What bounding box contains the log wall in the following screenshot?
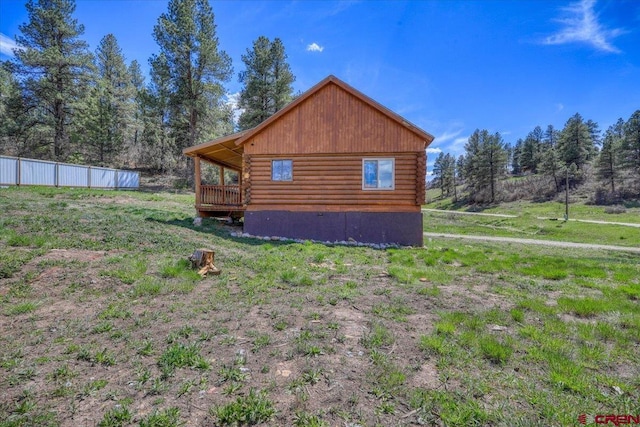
[245,153,422,212]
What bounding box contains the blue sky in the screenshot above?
[1,0,639,174]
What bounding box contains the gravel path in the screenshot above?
[423,232,640,253]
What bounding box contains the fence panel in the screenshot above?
[58,163,89,187]
[0,157,18,185]
[117,170,139,189]
[21,159,56,186]
[0,155,139,189]
[90,167,116,188]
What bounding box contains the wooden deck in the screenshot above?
[196,185,245,217]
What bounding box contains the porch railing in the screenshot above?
[200,185,241,206]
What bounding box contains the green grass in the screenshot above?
[1,186,639,426]
[158,343,210,375]
[211,389,276,425]
[422,199,640,248]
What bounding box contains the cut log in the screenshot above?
[189,248,221,277]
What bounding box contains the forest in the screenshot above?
[1,0,638,204]
[432,111,640,205]
[0,0,294,181]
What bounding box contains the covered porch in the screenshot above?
[183,131,247,218]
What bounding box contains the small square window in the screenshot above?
[363,158,394,190]
[272,159,292,181]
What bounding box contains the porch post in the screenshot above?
[194,156,202,208]
[219,165,225,205]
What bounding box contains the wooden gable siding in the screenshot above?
[245,153,422,212]
[243,83,427,156]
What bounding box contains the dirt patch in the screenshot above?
[40,248,107,263]
[409,361,440,389]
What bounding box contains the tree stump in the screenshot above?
[189,248,221,277]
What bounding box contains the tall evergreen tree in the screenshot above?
[84,34,134,165]
[511,139,523,175]
[543,124,559,148]
[464,129,507,203]
[138,53,175,171]
[127,59,145,161]
[538,145,563,192]
[521,126,543,173]
[586,119,601,153]
[151,0,232,158]
[456,155,465,181]
[596,119,624,193]
[238,36,295,130]
[621,110,640,177]
[432,152,446,195]
[557,113,593,169]
[13,0,93,160]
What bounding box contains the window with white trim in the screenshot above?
[362,158,395,190]
[271,159,293,181]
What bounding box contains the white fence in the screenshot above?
[0,156,139,189]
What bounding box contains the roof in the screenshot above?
[182,130,249,170]
[183,75,435,167]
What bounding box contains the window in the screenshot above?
[362,158,395,190]
[271,159,293,181]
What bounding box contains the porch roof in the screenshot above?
[182,130,249,171]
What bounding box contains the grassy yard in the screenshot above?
[424,191,640,248]
[1,186,639,426]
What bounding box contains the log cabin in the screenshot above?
[183,75,435,246]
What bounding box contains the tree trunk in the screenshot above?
[189,248,220,277]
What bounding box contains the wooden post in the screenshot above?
[565,168,569,221]
[195,156,202,208]
[219,165,225,205]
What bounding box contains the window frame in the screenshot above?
[271,159,293,182]
[362,158,395,191]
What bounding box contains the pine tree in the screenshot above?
[442,153,456,198]
[596,119,624,193]
[432,152,446,196]
[138,53,175,171]
[521,126,543,174]
[464,129,507,203]
[238,36,295,130]
[456,155,465,182]
[127,59,145,163]
[543,124,559,148]
[511,139,523,175]
[84,34,134,165]
[557,113,593,170]
[538,145,563,192]
[621,110,640,177]
[151,0,232,157]
[13,0,93,161]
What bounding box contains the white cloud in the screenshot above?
[450,137,469,155]
[433,129,463,144]
[542,0,626,53]
[426,147,442,154]
[306,43,324,53]
[225,92,244,126]
[0,33,21,57]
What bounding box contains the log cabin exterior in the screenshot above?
[183,75,434,246]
